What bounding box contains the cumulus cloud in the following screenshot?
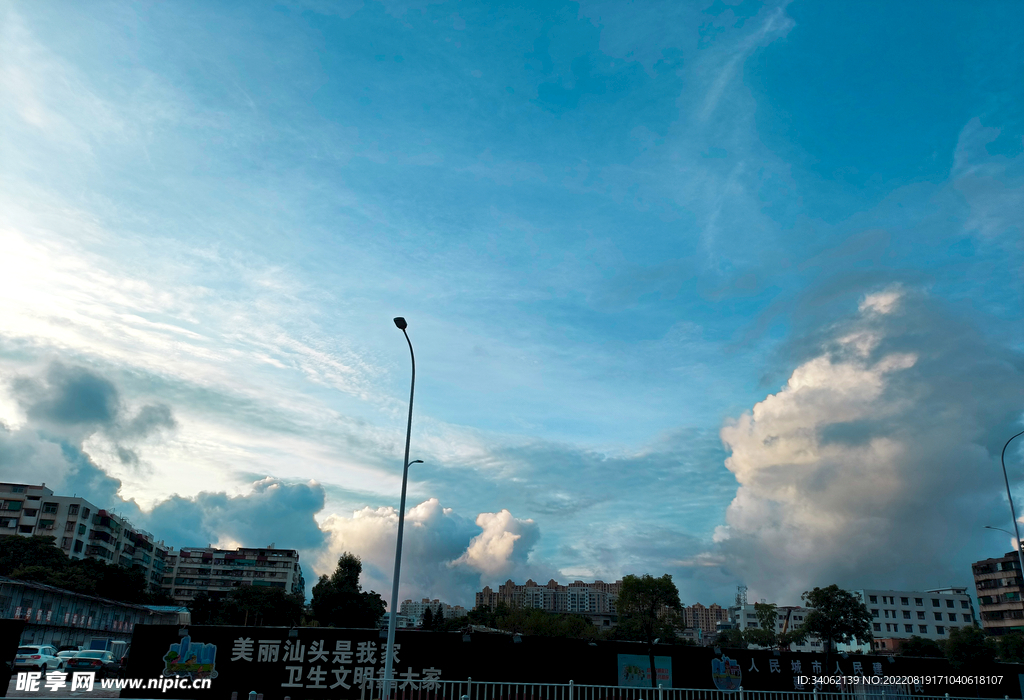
[452,510,539,577]
[716,287,1024,602]
[317,500,547,608]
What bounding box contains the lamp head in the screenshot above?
[394,317,408,330]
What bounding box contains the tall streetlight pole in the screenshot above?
[999,429,1024,580]
[383,317,418,700]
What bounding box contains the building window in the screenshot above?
[901,597,909,605]
[23,509,37,517]
[915,598,923,606]
[871,609,879,618]
[903,611,911,619]
[934,612,942,621]
[960,600,969,609]
[905,624,913,633]
[78,524,86,535]
[937,626,945,635]
[873,623,881,632]
[917,611,925,619]
[919,625,928,633]
[883,610,889,618]
[73,540,83,553]
[68,504,79,516]
[1,500,22,511]
[12,486,25,493]
[869,595,877,603]
[82,508,90,517]
[65,522,75,532]
[932,599,940,607]
[946,600,954,608]
[948,613,956,621]
[18,526,32,533]
[61,537,71,548]
[962,614,971,622]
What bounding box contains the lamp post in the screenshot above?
[999,429,1024,580]
[383,317,419,700]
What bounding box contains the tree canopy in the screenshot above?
[944,626,997,671]
[798,585,873,652]
[998,632,1024,664]
[742,602,805,650]
[310,552,386,628]
[0,535,173,605]
[616,574,682,688]
[188,586,303,626]
[898,635,945,658]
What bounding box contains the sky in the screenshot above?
[1,0,1022,611]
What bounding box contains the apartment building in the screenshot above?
[475,579,621,627]
[683,602,728,637]
[972,552,1024,636]
[0,483,170,590]
[850,588,976,651]
[399,598,469,623]
[161,545,305,605]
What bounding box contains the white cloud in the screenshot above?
[451,510,539,578]
[715,289,1024,603]
[317,500,542,608]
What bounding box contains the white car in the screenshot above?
[13,645,63,672]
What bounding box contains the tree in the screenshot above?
[616,574,681,688]
[310,552,386,628]
[798,585,872,653]
[716,627,748,649]
[188,591,218,625]
[421,606,434,630]
[0,536,68,575]
[944,626,996,671]
[898,635,945,658]
[434,605,444,629]
[220,586,304,627]
[998,632,1024,663]
[743,602,780,649]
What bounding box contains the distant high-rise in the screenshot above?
[474,578,621,628]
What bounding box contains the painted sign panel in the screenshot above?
[617,654,671,687]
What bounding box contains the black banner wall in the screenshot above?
[120,625,1024,700]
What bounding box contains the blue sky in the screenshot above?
[1,0,1022,609]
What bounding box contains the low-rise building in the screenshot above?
[848,588,976,652]
[0,575,180,647]
[729,603,823,651]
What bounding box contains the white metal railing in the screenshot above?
[275,680,1018,700]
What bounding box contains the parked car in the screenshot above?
[56,650,78,661]
[66,650,120,679]
[118,644,130,674]
[13,645,63,672]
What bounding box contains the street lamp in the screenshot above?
[382,317,419,700]
[998,429,1024,580]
